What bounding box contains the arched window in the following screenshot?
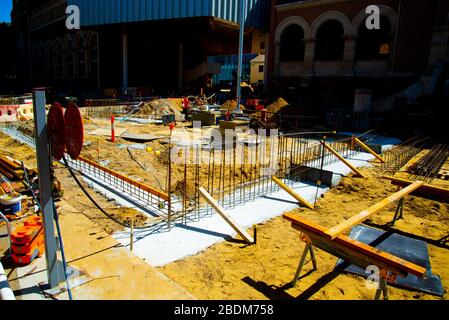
[89,34,99,79]
[42,44,49,79]
[38,44,46,79]
[7,110,12,116]
[280,24,305,62]
[66,39,75,78]
[356,16,392,60]
[32,45,40,79]
[77,37,86,78]
[56,41,65,78]
[48,42,56,79]
[315,20,345,61]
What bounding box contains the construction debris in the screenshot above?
[140,99,185,122]
[0,154,34,194]
[221,100,245,113]
[249,97,291,130]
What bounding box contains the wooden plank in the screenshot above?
[320,141,367,178]
[283,213,426,278]
[1,182,12,194]
[0,155,21,170]
[271,176,314,210]
[354,138,385,163]
[77,156,169,201]
[383,175,449,203]
[199,187,254,244]
[0,166,14,180]
[325,181,424,239]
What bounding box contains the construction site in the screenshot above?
[0,0,449,306]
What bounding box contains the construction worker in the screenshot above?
[182,97,191,121]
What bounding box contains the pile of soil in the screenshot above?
[221,100,245,113]
[160,167,449,300]
[17,120,35,136]
[250,97,290,120]
[141,99,185,122]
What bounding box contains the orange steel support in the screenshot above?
[325,181,424,239]
[77,156,169,201]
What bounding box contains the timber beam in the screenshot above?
[383,176,449,204]
[325,181,424,239]
[283,213,426,279]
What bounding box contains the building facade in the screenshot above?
[267,0,449,110]
[250,54,265,85]
[12,0,271,96]
[0,22,16,94]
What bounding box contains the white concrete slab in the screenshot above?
[113,151,376,267]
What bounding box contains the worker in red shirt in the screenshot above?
[182,97,191,121]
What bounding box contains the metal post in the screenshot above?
[32,89,61,289]
[168,130,173,230]
[130,220,134,252]
[178,42,184,93]
[111,114,115,143]
[236,0,246,113]
[0,210,11,256]
[375,276,389,300]
[391,198,404,227]
[292,244,313,287]
[122,30,129,91]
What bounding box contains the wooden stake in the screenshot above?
[272,176,315,210]
[354,138,385,163]
[199,187,254,244]
[320,141,367,178]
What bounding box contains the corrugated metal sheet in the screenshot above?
[67,0,269,29]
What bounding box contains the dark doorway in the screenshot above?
[315,20,345,61]
[280,24,305,62]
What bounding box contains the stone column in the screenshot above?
[343,35,356,77]
[274,41,281,78]
[178,42,184,93]
[354,89,372,113]
[122,31,129,91]
[303,38,315,77]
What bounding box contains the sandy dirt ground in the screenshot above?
[1,127,448,300]
[52,201,195,300]
[0,132,194,300]
[4,201,195,300]
[160,166,449,300]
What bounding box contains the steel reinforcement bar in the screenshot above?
[0,124,170,219]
